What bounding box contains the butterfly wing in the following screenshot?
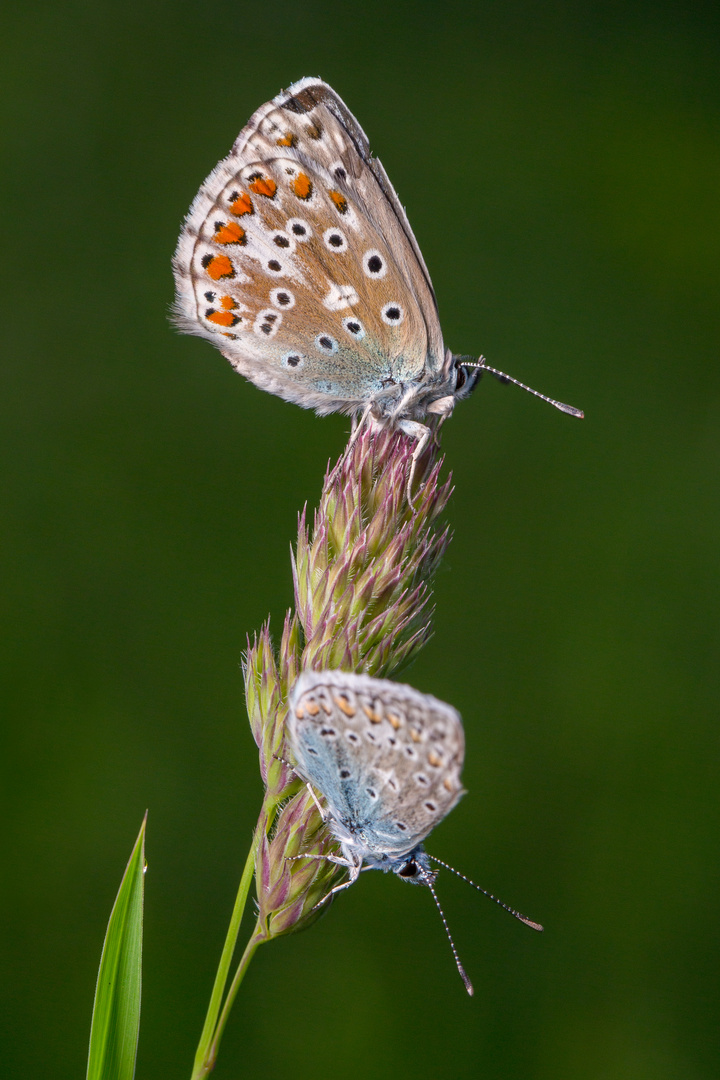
[173,78,446,415]
[288,670,465,861]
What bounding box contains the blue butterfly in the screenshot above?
[288,670,543,994]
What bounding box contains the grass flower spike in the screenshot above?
[191,425,452,1077]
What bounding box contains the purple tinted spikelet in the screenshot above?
[244,424,452,941]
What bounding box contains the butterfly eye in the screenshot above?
[363,249,387,279]
[381,302,404,326]
[342,317,365,341]
[454,364,467,391]
[398,858,418,877]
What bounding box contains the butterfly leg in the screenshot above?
[285,850,363,911]
[309,857,364,912]
[327,401,375,490]
[287,851,355,869]
[350,400,375,441]
[397,419,432,510]
[311,877,356,910]
[304,781,328,821]
[269,764,329,823]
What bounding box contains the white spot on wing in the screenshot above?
[323,284,359,311]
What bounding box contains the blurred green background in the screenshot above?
[2,2,718,1077]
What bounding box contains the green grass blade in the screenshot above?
[87,814,147,1080]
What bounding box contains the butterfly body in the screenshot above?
[173,77,479,431]
[288,669,465,888]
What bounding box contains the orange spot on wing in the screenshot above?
[203,254,234,280]
[214,221,245,245]
[334,693,356,718]
[207,310,239,327]
[249,175,277,198]
[292,172,313,199]
[219,295,236,309]
[230,192,253,216]
[329,190,348,213]
[277,132,297,147]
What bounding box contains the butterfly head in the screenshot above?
[409,350,483,426]
[449,354,484,402]
[393,847,438,886]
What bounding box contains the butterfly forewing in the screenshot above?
[289,671,465,859]
[173,78,446,414]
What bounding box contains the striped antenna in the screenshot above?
[463,356,584,419]
[428,854,544,933]
[419,867,474,996]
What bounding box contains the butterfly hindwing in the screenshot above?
[289,670,465,860]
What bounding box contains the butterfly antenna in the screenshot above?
[419,868,474,996]
[427,854,544,932]
[463,356,584,419]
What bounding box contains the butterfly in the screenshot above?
[287,669,543,994]
[173,77,581,464]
